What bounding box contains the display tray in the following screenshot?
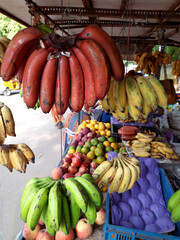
[103,168,180,240]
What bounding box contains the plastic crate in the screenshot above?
[103,168,180,240]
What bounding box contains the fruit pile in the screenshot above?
[20,173,103,237]
[0,36,10,75]
[168,189,180,223]
[172,60,180,77]
[92,154,141,194]
[99,75,168,123]
[126,130,179,160]
[134,51,172,75]
[1,25,124,115]
[78,119,111,138]
[0,101,35,172]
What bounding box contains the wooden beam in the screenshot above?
[0,8,30,27]
[165,29,179,38]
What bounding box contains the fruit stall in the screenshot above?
[0,0,180,240]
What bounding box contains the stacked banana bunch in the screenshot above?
[134,51,172,76]
[0,101,35,172]
[0,101,16,144]
[92,154,141,194]
[126,131,179,160]
[0,36,10,76]
[20,173,103,236]
[0,143,35,172]
[172,60,180,77]
[99,75,167,124]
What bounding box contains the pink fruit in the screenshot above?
[36,229,55,240]
[23,223,41,240]
[51,167,63,180]
[79,166,89,174]
[55,229,75,240]
[75,218,93,239]
[90,161,98,168]
[74,152,83,160]
[80,161,89,168]
[63,173,74,179]
[68,165,78,175]
[95,208,105,225]
[85,158,91,165]
[62,157,72,164]
[66,153,73,159]
[62,162,70,168]
[72,156,82,167]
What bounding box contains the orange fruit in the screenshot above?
[103,141,110,147]
[105,153,108,159]
[111,143,118,150]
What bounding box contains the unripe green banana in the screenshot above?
[81,173,94,182]
[64,178,88,213]
[45,202,56,236]
[27,187,49,230]
[48,181,62,232]
[85,197,97,224]
[75,176,103,210]
[69,193,81,229]
[171,201,180,223]
[60,193,71,235]
[167,189,180,212]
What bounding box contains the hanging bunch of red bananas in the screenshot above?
[1,25,124,114]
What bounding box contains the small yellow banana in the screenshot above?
[1,105,16,137]
[118,157,131,193]
[0,114,6,145]
[9,147,27,173]
[0,147,13,172]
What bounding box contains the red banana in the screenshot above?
[18,44,40,83]
[55,54,71,115]
[76,39,110,100]
[39,57,58,113]
[1,27,44,81]
[71,46,97,107]
[78,25,124,81]
[22,47,54,108]
[68,50,84,112]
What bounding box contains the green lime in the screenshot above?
[81,146,90,154]
[85,141,92,149]
[95,156,106,164]
[95,147,104,157]
[87,151,96,160]
[90,146,96,152]
[114,149,119,153]
[69,146,76,150]
[91,138,100,146]
[98,136,107,143]
[105,146,114,152]
[108,137,116,143]
[97,142,104,149]
[76,145,83,153]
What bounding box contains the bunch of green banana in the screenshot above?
[92,155,141,194]
[20,173,103,236]
[0,143,35,173]
[167,189,180,223]
[0,36,10,75]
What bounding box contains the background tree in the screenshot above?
[153,45,180,61]
[0,13,25,39]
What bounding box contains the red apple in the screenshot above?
[55,229,75,240]
[95,208,105,225]
[74,152,83,160]
[36,229,54,240]
[62,162,70,168]
[79,166,89,175]
[23,223,41,240]
[72,157,82,167]
[66,153,73,159]
[90,161,98,168]
[75,218,93,239]
[68,165,78,175]
[80,161,89,168]
[51,167,63,180]
[62,157,72,165]
[63,173,74,179]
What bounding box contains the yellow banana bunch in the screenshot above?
[105,78,116,113]
[0,36,10,74]
[172,60,180,77]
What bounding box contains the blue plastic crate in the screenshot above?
[103,168,180,240]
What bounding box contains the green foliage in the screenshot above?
[0,13,25,39]
[152,45,180,61]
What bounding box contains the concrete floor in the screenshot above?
[0,92,68,240]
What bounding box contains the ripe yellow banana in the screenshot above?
[0,43,5,63]
[113,78,127,112]
[136,76,157,111]
[0,147,13,172]
[92,160,113,183]
[16,143,35,163]
[142,97,152,119]
[137,137,153,143]
[133,149,151,158]
[146,75,168,109]
[125,77,143,110]
[0,114,6,145]
[131,141,146,148]
[99,97,110,112]
[118,157,131,193]
[114,102,129,121]
[128,101,141,121]
[9,147,27,173]
[122,158,138,190]
[105,78,116,113]
[1,105,16,136]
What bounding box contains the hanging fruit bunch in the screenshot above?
[99,75,168,123]
[1,25,124,115]
[0,36,11,76]
[134,51,172,75]
[172,60,180,77]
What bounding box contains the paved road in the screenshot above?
[0,93,67,240]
